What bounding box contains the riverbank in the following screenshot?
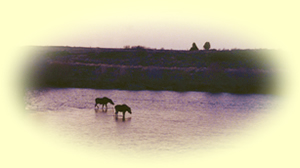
[24,46,279,94]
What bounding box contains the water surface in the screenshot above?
[25,88,279,157]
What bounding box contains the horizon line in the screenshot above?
[21,45,278,51]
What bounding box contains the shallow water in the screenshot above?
[25,88,279,157]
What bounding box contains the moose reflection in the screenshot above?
[95,97,114,112]
[115,104,132,120]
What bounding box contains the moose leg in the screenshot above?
[104,104,108,112]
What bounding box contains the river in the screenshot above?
[24,88,280,158]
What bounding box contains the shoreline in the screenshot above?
[24,46,279,94]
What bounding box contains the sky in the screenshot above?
[3,0,298,50]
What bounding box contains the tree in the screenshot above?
[203,42,211,50]
[189,42,199,51]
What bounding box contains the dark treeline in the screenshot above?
[24,46,279,94]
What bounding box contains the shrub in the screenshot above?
[203,42,211,50]
[189,42,199,51]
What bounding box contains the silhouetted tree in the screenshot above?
[189,42,199,51]
[203,42,211,50]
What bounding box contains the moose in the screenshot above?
[95,97,114,112]
[115,104,132,120]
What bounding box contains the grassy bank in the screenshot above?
[24,46,279,94]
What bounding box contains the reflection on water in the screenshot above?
[25,88,279,156]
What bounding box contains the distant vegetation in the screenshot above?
[189,42,199,51]
[24,46,279,94]
[203,42,211,50]
[37,46,275,70]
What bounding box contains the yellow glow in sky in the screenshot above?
[2,0,297,50]
[1,0,300,168]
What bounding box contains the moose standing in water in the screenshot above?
[115,104,132,120]
[95,97,114,112]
